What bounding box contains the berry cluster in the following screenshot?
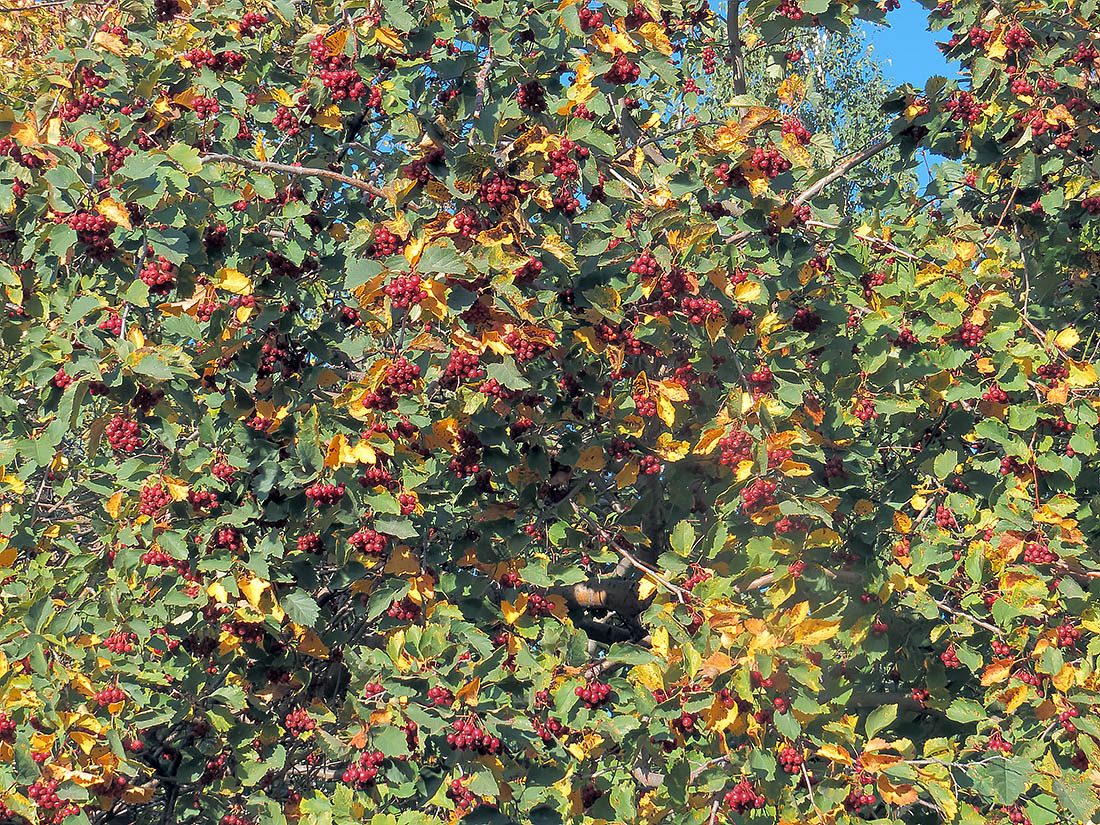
[68,211,116,260]
[28,778,64,810]
[748,365,775,397]
[321,68,369,101]
[449,429,483,478]
[285,707,316,736]
[935,505,958,530]
[958,321,984,348]
[1057,623,1082,648]
[95,686,126,707]
[384,273,427,308]
[387,596,421,622]
[479,174,517,209]
[604,55,641,84]
[51,367,74,390]
[428,685,454,706]
[370,225,405,258]
[792,306,822,332]
[342,751,385,787]
[775,516,809,534]
[350,528,387,557]
[778,745,803,773]
[98,312,123,336]
[517,81,546,112]
[526,592,555,617]
[447,777,478,810]
[213,526,242,551]
[238,11,268,36]
[741,479,777,513]
[574,680,611,709]
[683,567,712,591]
[359,466,397,490]
[945,91,983,125]
[447,719,502,753]
[681,297,721,324]
[139,482,172,516]
[104,631,137,654]
[140,255,177,294]
[578,4,604,30]
[297,533,324,555]
[941,644,962,668]
[852,397,877,423]
[503,330,550,362]
[272,106,301,135]
[719,430,753,466]
[212,461,236,483]
[304,482,345,506]
[552,186,581,215]
[513,256,543,284]
[782,116,812,144]
[725,779,766,813]
[1022,540,1057,564]
[630,252,660,277]
[188,489,217,511]
[639,455,661,475]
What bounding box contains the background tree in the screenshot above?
[0,0,1098,824]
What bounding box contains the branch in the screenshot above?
[198,153,386,198]
[726,0,747,96]
[793,135,893,205]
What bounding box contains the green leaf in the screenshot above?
[281,589,319,626]
[865,703,897,739]
[933,449,957,480]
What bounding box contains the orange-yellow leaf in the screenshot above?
[105,491,124,519]
[576,445,605,471]
[215,267,251,295]
[456,677,481,706]
[502,594,527,624]
[96,198,132,230]
[981,659,1012,686]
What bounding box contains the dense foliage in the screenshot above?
[1,0,1100,823]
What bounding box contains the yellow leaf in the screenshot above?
[862,752,904,773]
[893,511,912,533]
[0,546,14,568]
[207,581,228,604]
[877,776,918,805]
[616,459,638,488]
[793,619,840,645]
[126,327,144,348]
[637,22,672,54]
[456,677,481,706]
[96,197,132,230]
[502,594,527,624]
[981,659,1012,686]
[656,395,675,427]
[293,625,330,658]
[591,26,637,54]
[637,575,659,601]
[384,546,420,576]
[655,380,689,402]
[374,26,404,50]
[654,433,690,462]
[1054,328,1080,351]
[314,104,342,130]
[1068,361,1097,387]
[650,626,669,658]
[82,133,109,154]
[779,460,812,477]
[954,241,978,262]
[734,281,761,302]
[999,684,1029,712]
[254,136,267,162]
[93,30,126,55]
[46,117,60,145]
[1051,664,1076,693]
[238,576,269,611]
[105,491,124,519]
[576,445,605,471]
[694,428,726,455]
[817,744,852,764]
[215,267,251,295]
[702,698,739,732]
[854,499,874,516]
[162,476,189,502]
[271,88,295,107]
[8,119,38,147]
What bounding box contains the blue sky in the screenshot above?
[864,0,961,88]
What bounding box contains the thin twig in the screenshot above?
[726,0,747,96]
[198,153,386,198]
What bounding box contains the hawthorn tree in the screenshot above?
[0,0,1099,823]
